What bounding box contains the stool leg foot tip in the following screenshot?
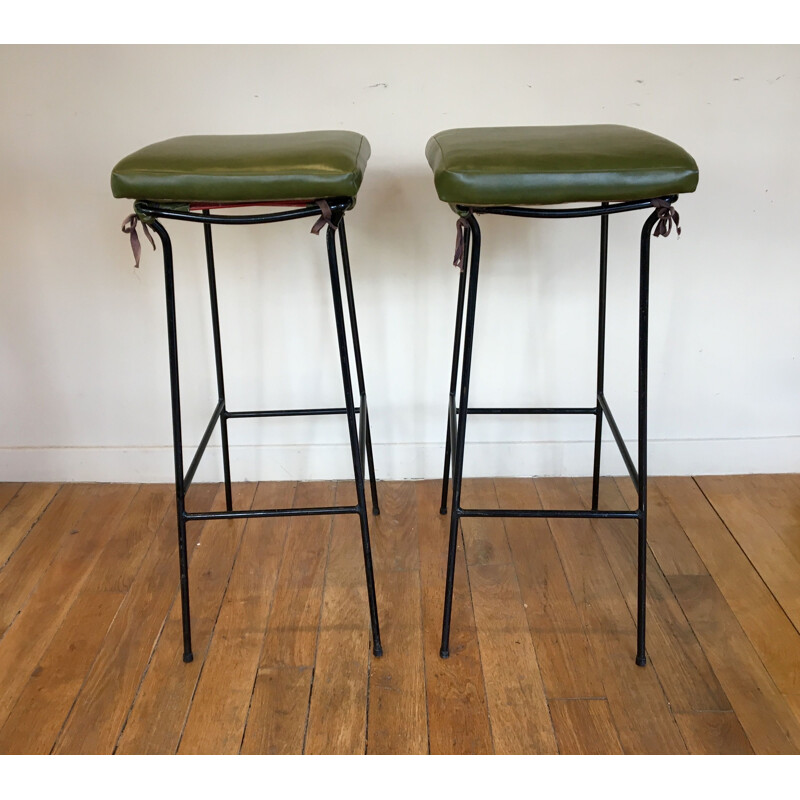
[440,649,450,659]
[636,655,646,667]
[373,644,383,658]
[183,652,194,664]
[439,507,447,515]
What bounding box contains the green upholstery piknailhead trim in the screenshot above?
[111,131,371,203]
[426,125,698,206]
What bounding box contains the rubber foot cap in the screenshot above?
[183,652,194,663]
[636,655,647,667]
[373,507,380,516]
[439,507,448,515]
[373,644,384,658]
[440,649,450,659]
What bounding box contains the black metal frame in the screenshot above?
[137,197,382,662]
[439,195,676,667]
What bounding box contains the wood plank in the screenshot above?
[669,574,800,754]
[468,562,557,753]
[0,483,60,569]
[657,477,800,696]
[0,590,124,754]
[111,483,257,755]
[304,487,370,755]
[0,483,112,637]
[696,475,800,630]
[49,482,216,754]
[535,478,686,754]
[416,480,492,755]
[371,481,419,572]
[0,484,138,730]
[494,478,604,700]
[735,474,800,564]
[576,477,730,713]
[615,477,707,576]
[460,478,510,567]
[0,483,23,514]
[673,711,754,755]
[549,699,623,754]
[82,484,172,593]
[178,481,296,755]
[239,482,335,754]
[257,482,335,669]
[367,571,427,754]
[784,693,800,726]
[240,666,312,754]
[365,481,427,755]
[460,479,557,754]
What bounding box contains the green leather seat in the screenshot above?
[111,130,370,203]
[426,124,699,206]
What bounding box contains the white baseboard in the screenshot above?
[1,437,798,482]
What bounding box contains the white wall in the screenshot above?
[0,44,798,482]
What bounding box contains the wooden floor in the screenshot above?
[0,475,799,754]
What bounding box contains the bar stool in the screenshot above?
[427,125,698,665]
[110,131,382,661]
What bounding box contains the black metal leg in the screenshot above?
[441,215,481,659]
[203,213,233,512]
[592,208,609,510]
[338,218,380,515]
[326,224,383,657]
[152,219,194,663]
[636,210,657,667]
[440,230,470,515]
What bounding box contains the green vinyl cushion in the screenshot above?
[111,131,370,203]
[425,125,699,206]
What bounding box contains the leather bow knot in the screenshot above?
[121,213,156,268]
[651,199,681,238]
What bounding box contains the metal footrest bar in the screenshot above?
[598,392,639,487]
[225,406,358,419]
[183,401,364,493]
[358,395,367,474]
[448,396,457,469]
[457,507,639,520]
[184,505,360,522]
[183,399,225,491]
[465,406,598,415]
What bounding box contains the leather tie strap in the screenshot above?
[121,213,156,268]
[310,200,338,235]
[453,214,471,270]
[651,199,681,238]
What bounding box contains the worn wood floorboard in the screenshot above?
[0,483,60,570]
[303,489,371,755]
[239,481,334,755]
[656,477,800,698]
[114,483,256,755]
[1,475,798,755]
[54,484,217,754]
[0,484,138,732]
[494,478,604,700]
[669,574,800,754]
[178,481,295,755]
[578,477,730,713]
[536,478,686,754]
[367,482,427,755]
[548,699,624,754]
[416,480,492,755]
[0,484,23,515]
